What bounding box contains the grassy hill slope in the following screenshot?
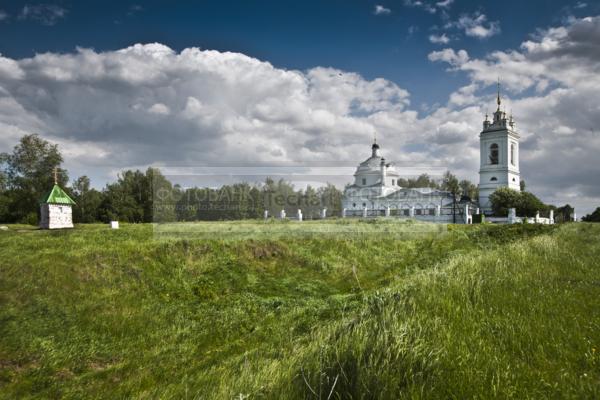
[1,221,599,399]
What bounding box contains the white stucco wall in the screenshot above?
[39,204,74,229]
[478,119,521,212]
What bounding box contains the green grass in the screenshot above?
[0,221,599,399]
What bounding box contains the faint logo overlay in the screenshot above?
[151,165,448,239]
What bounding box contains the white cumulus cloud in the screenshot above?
[374,5,391,15]
[1,15,600,216]
[429,33,451,44]
[446,12,501,39]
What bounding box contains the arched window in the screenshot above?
[490,177,498,182]
[391,179,395,186]
[510,143,516,166]
[362,178,366,185]
[489,143,499,165]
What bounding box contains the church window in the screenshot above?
[362,203,366,208]
[490,177,498,182]
[352,203,356,208]
[392,179,395,186]
[362,178,366,185]
[510,143,515,166]
[489,143,499,165]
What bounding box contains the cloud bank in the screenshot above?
[1,16,599,214]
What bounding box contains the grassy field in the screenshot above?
[0,220,599,399]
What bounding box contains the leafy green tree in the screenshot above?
[490,187,548,217]
[441,171,461,223]
[98,167,177,223]
[489,187,522,216]
[413,174,439,189]
[519,191,547,217]
[459,179,478,201]
[72,176,103,223]
[555,204,575,223]
[99,170,145,222]
[397,173,440,189]
[301,185,320,219]
[261,178,297,217]
[582,207,600,222]
[0,134,66,223]
[0,168,10,221]
[146,167,176,222]
[318,183,343,217]
[441,171,461,195]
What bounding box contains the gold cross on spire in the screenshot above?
[53,167,58,185]
[373,131,377,144]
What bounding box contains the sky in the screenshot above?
[0,0,599,216]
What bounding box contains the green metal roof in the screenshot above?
[40,184,76,205]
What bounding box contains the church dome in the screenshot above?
[354,141,398,173]
[352,140,400,186]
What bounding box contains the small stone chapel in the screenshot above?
[39,169,76,229]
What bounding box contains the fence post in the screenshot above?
[264,210,269,220]
[280,209,286,219]
[508,208,517,224]
[363,207,368,218]
[342,208,346,218]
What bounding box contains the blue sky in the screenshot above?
[1,0,594,108]
[1,1,600,215]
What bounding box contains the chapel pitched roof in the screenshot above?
[40,184,76,205]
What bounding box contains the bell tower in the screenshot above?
[478,82,521,214]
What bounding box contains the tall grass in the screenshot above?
[0,222,598,399]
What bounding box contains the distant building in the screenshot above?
[342,84,519,222]
[39,182,76,229]
[342,140,461,222]
[478,85,521,214]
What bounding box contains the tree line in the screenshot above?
[1,134,594,224]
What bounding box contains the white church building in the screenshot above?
[342,140,463,222]
[342,87,522,222]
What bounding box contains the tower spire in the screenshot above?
[496,78,501,112]
[53,167,58,185]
